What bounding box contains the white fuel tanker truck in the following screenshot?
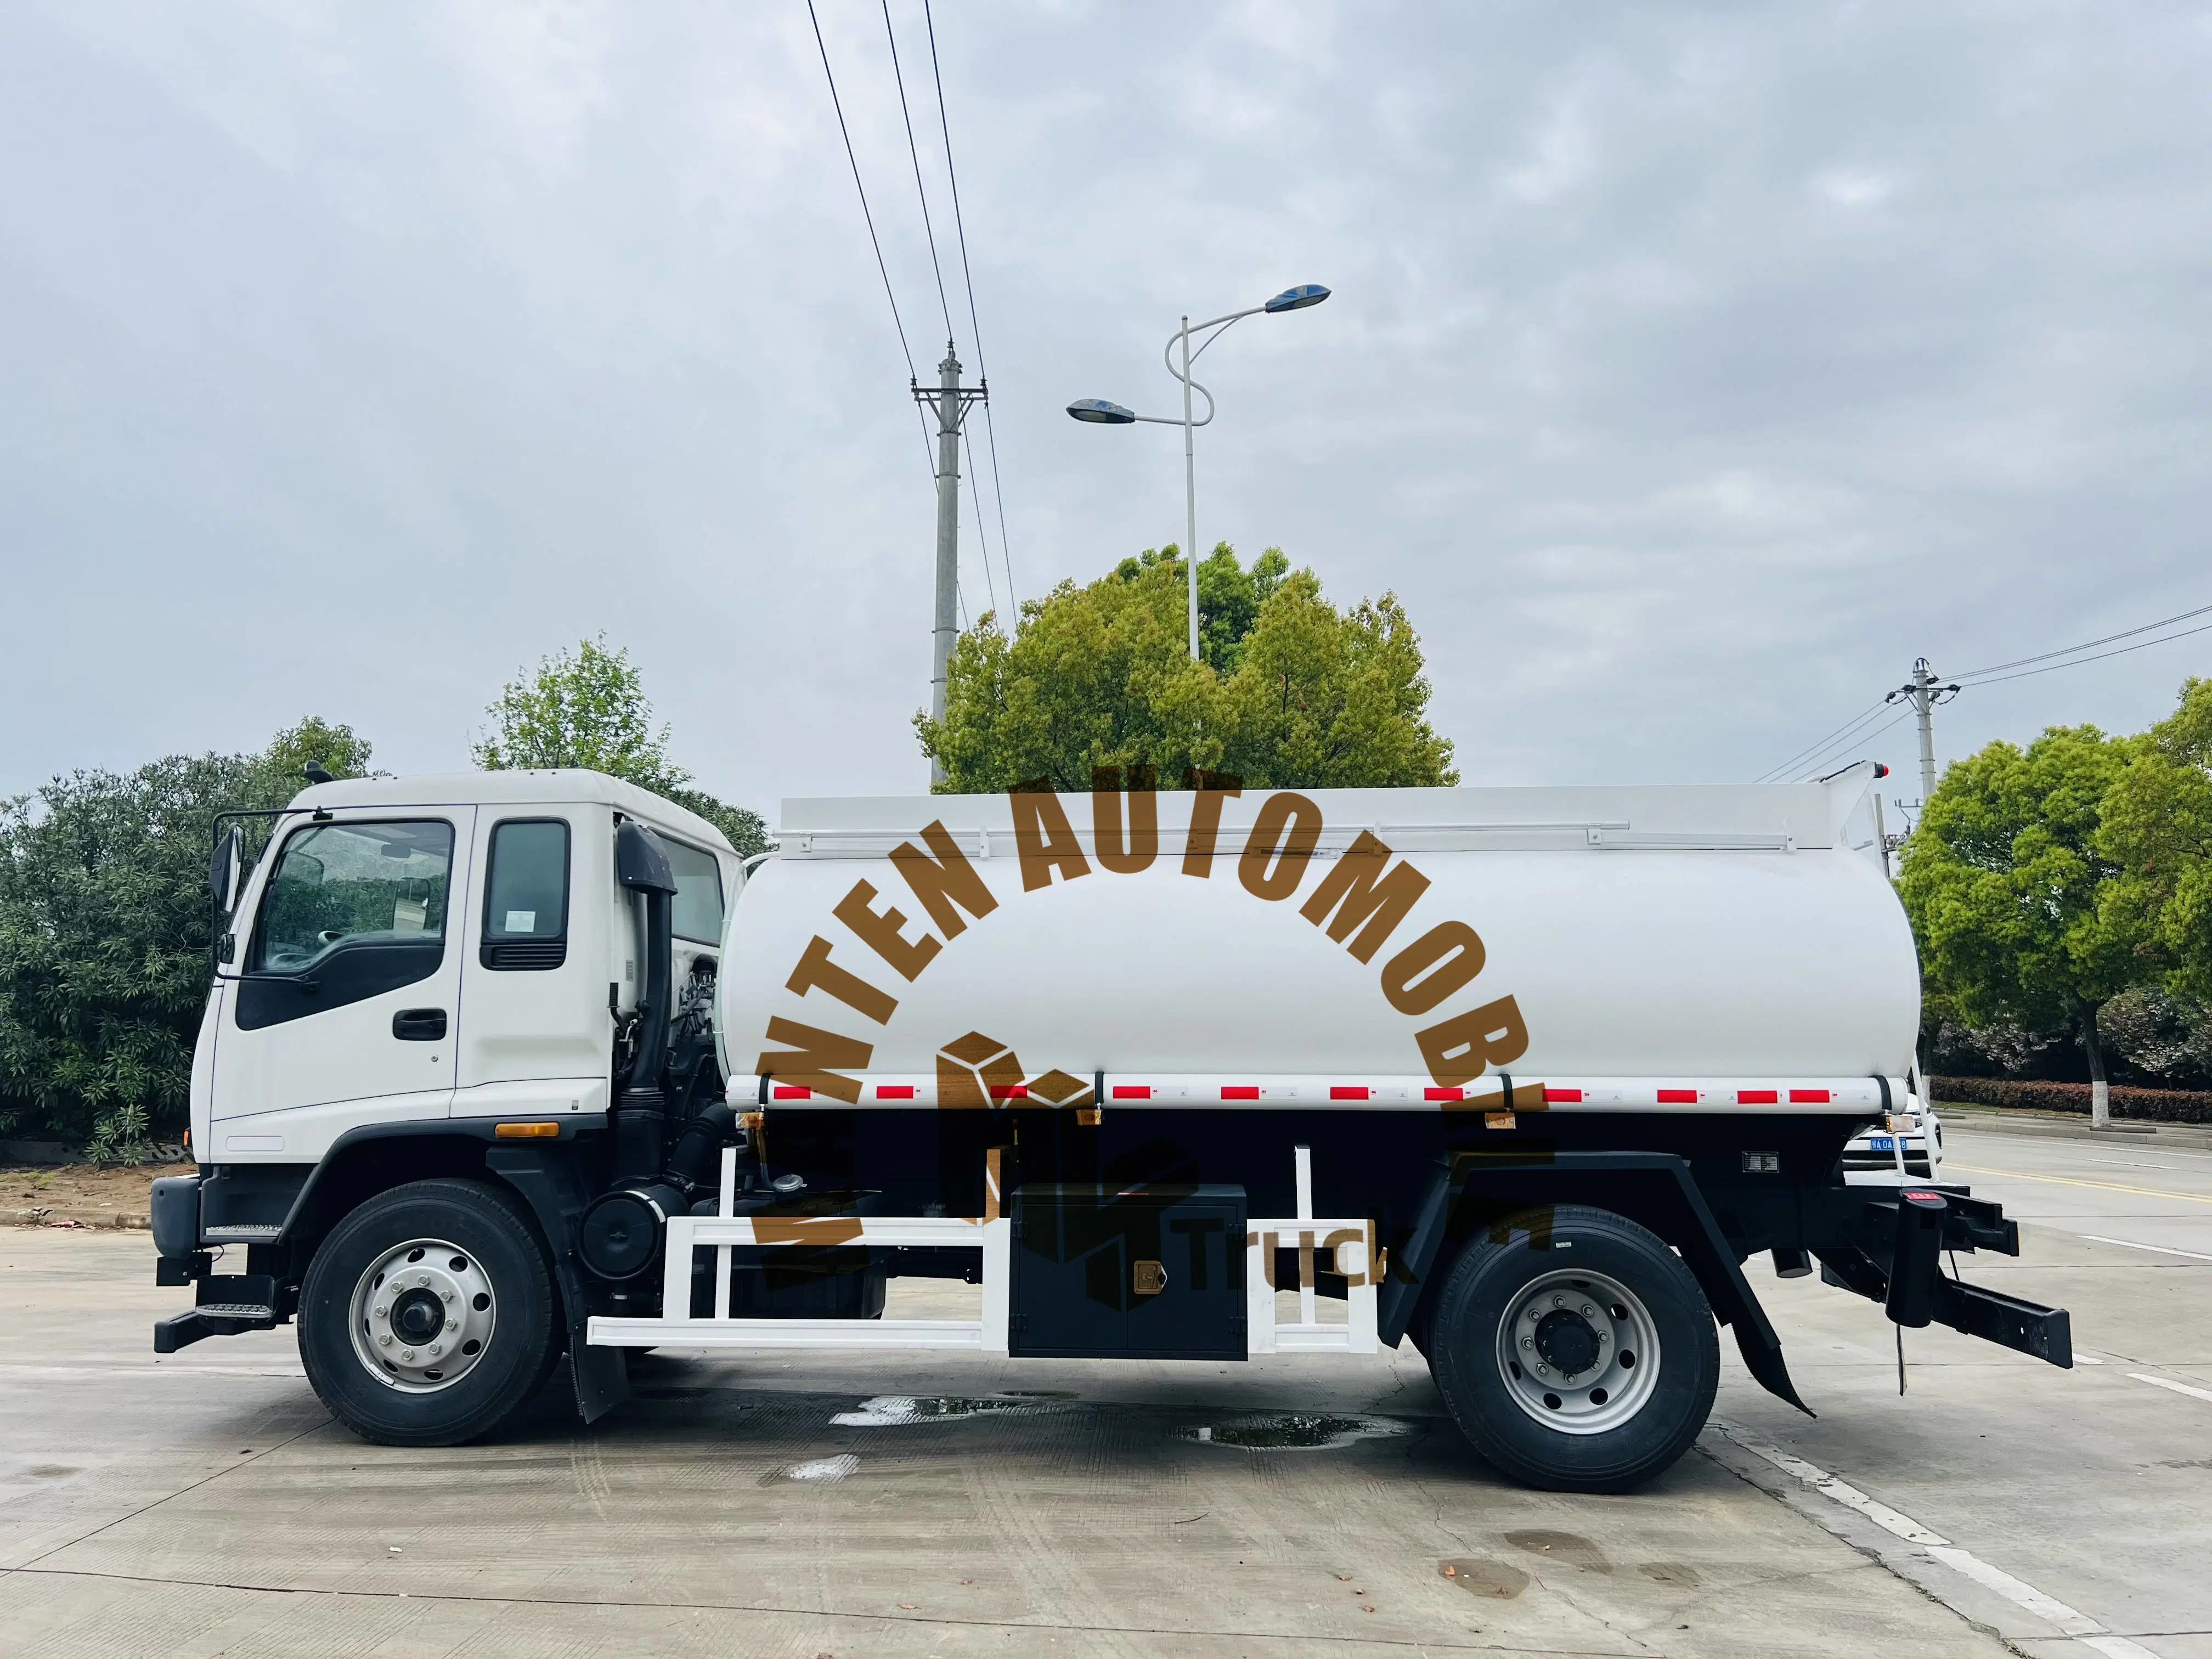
[151,765,2068,1492]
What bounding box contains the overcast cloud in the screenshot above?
[3,1,2208,819]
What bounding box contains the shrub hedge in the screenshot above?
[1931,1075,2212,1125]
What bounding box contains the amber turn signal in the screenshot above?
[494,1121,561,1139]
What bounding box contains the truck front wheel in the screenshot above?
[1427,1205,1718,1493]
[299,1178,557,1447]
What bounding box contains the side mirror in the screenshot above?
[209,824,245,917]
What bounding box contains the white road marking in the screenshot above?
[0,1363,306,1381]
[2130,1373,2212,1406]
[1923,1545,2099,1635]
[2079,1158,2191,1172]
[1714,1423,2163,1656]
[2081,1235,2212,1264]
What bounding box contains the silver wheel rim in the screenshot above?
[1494,1267,1661,1436]
[348,1238,496,1393]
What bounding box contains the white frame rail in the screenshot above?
[588,1149,1012,1352]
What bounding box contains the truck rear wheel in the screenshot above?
[299,1178,556,1447]
[1427,1205,1718,1493]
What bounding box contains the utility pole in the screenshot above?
[915,345,987,786]
[1886,657,1960,810]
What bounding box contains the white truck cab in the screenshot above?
[192,771,738,1167]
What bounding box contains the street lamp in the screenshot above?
[1067,284,1330,661]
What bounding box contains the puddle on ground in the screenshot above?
[768,1454,860,1485]
[1439,1559,1530,1599]
[1505,1530,1612,1573]
[1638,1562,1701,1587]
[830,1395,1050,1427]
[1180,1413,1412,1450]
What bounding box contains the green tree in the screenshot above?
[475,636,767,856]
[917,544,1458,793]
[1899,723,2151,1126]
[2097,678,2212,1001]
[0,719,373,1158]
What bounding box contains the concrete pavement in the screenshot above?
[1,1122,2205,1657]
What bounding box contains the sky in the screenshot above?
[3,1,2208,823]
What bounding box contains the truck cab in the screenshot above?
[156,771,738,1435]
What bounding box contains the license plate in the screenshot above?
[1868,1135,1896,1151]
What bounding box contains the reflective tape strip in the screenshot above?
[772,1086,811,1101]
[1330,1086,1369,1101]
[1658,1088,1697,1103]
[1737,1088,1779,1104]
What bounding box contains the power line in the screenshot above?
[879,0,956,343]
[1952,600,2212,680]
[961,424,998,617]
[1961,617,2212,687]
[1755,699,1891,783]
[922,0,1017,609]
[805,0,939,478]
[1793,709,1914,780]
[808,1,918,381]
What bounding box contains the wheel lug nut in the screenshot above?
[374,1306,388,1320]
[416,1274,430,1288]
[401,1349,416,1361]
[1522,1337,1533,1349]
[442,1289,454,1302]
[378,1334,392,1347]
[446,1319,459,1333]
[428,1345,441,1357]
[1582,1305,1595,1317]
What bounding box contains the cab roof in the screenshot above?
[286,770,736,854]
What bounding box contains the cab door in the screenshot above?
[208,809,474,1159]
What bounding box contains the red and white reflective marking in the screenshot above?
[736,1076,1892,1111]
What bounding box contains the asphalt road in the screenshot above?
[1,1117,2205,1658]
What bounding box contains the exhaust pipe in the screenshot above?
[613,821,678,1183]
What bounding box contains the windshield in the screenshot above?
[251,820,454,973]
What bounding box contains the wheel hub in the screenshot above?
[349,1239,496,1393]
[1532,1307,1602,1376]
[1494,1268,1662,1436]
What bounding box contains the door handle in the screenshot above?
[392,1008,447,1041]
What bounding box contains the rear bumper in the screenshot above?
[1815,1184,2070,1368]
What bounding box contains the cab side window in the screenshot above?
[663,838,725,944]
[482,819,571,970]
[239,820,453,1029]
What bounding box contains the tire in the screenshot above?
[1426,1205,1718,1493]
[299,1178,557,1447]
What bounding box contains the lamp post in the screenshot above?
[1069,284,1329,661]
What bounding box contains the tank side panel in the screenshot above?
[719,791,1920,1086]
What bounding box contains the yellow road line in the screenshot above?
[1946,1164,2212,1206]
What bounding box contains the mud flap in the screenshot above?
[486,1146,630,1424]
[571,1341,630,1423]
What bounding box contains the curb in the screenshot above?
[1936,1104,2212,1153]
[7,1209,150,1231]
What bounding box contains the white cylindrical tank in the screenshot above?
[716,775,1916,1114]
